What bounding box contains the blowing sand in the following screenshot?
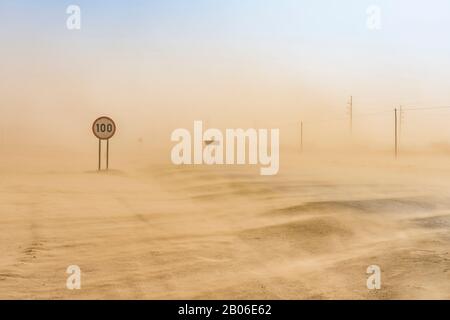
[0,150,449,299]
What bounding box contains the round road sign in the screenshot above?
[92,116,116,140]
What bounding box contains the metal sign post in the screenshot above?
[92,116,116,171]
[98,138,102,171]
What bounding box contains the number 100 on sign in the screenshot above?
[92,117,116,140]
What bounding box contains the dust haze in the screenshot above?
[1,1,450,299]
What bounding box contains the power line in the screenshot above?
[285,104,450,128]
[403,106,450,111]
[354,110,392,117]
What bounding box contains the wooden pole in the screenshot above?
[399,105,402,148]
[395,108,398,159]
[300,121,303,153]
[350,96,353,135]
[98,139,102,171]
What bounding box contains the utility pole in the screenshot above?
[394,108,398,159]
[300,121,303,153]
[398,105,403,148]
[348,96,353,134]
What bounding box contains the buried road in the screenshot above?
[0,154,449,299]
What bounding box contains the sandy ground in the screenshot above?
[0,150,449,299]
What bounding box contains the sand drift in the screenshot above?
[0,153,449,299]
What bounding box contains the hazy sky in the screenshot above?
[1,0,450,150]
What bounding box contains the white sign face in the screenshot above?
[92,117,116,140]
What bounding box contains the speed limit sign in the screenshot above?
[92,116,116,171]
[92,116,116,140]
